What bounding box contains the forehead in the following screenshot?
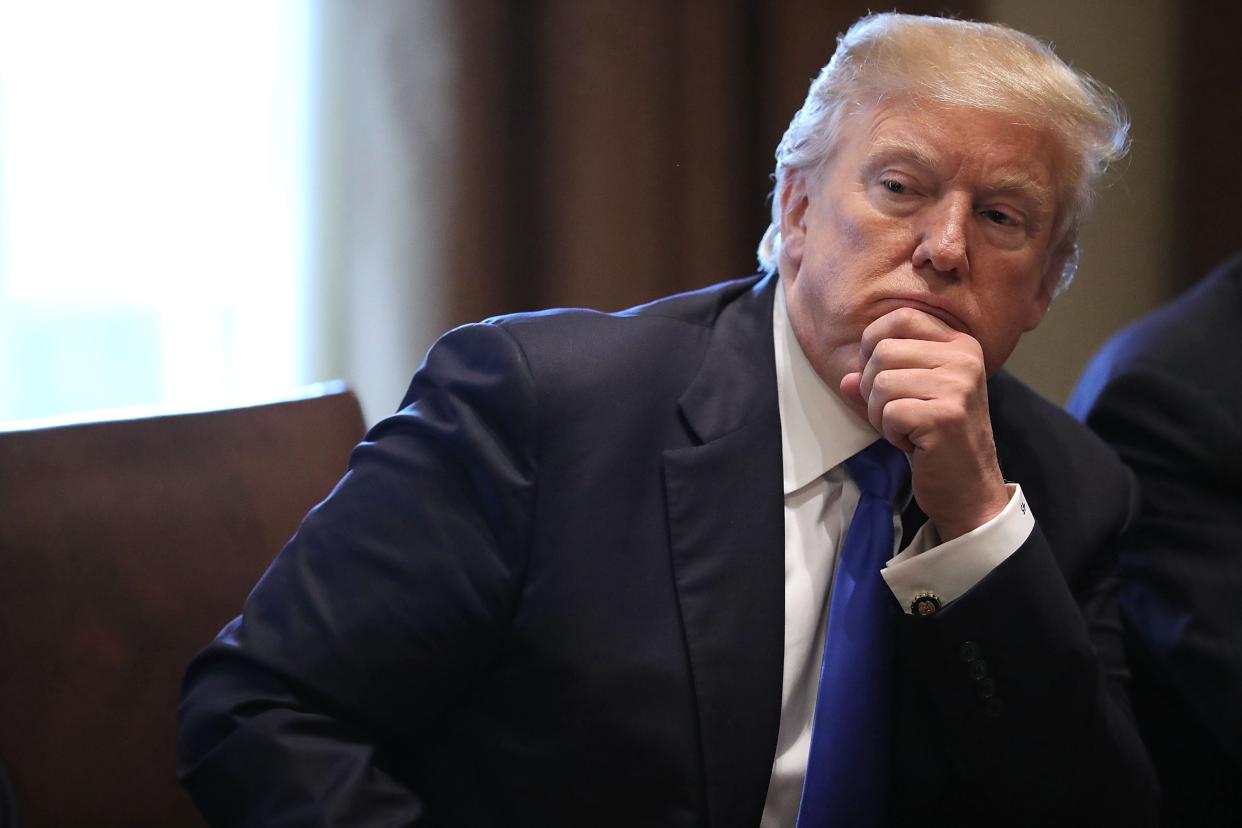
[847,100,1063,201]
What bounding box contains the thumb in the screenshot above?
[839,371,869,420]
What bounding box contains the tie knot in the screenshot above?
[845,439,909,501]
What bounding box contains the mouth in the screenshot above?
[877,296,969,333]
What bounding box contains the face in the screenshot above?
[778,98,1068,390]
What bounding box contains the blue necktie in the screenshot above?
[796,438,909,828]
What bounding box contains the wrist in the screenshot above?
[929,481,1011,542]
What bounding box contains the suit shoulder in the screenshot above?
[478,275,765,372]
[1070,260,1242,417]
[1092,260,1242,377]
[444,274,769,407]
[483,274,765,335]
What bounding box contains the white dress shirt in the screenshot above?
[759,283,1035,826]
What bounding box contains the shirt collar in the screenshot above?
[774,280,879,495]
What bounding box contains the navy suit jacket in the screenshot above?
[179,273,1155,827]
[1071,257,1242,826]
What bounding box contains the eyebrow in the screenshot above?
[862,137,1054,216]
[984,171,1054,215]
[861,137,941,175]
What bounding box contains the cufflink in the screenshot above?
[910,592,942,616]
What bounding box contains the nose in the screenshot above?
[912,193,970,278]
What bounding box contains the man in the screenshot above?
[1070,256,1242,826]
[178,14,1156,826]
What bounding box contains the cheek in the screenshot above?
[785,264,845,355]
[996,260,1053,327]
[786,269,829,327]
[827,201,876,255]
[836,209,918,277]
[975,298,1038,373]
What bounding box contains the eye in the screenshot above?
[882,179,908,195]
[980,208,1016,226]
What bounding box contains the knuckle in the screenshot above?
[947,346,982,373]
[894,306,921,324]
[945,408,968,429]
[949,372,975,397]
[883,398,916,429]
[871,338,896,365]
[940,401,970,429]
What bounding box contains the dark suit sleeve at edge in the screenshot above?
[176,321,538,827]
[896,480,1158,825]
[1083,365,1242,823]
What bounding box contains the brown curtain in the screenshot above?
[443,1,977,325]
[1177,5,1242,287]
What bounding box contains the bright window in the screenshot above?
[0,1,314,422]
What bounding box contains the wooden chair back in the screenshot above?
[0,385,366,827]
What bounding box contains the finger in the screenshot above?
[860,307,958,362]
[862,366,939,408]
[864,368,936,438]
[863,360,985,409]
[876,396,929,453]
[863,344,989,408]
[860,338,954,396]
[876,397,919,453]
[839,371,871,423]
[839,371,865,406]
[881,394,985,455]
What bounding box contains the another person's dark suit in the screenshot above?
[179,274,1155,827]
[1071,257,1242,826]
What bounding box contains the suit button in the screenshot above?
[967,660,989,681]
[975,678,997,700]
[959,641,981,663]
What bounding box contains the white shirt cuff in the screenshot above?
[881,483,1034,614]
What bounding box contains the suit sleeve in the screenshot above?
[894,434,1159,824]
[176,321,538,827]
[1081,365,1242,820]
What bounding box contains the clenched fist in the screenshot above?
[840,306,1010,541]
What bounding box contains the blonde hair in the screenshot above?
[756,13,1129,293]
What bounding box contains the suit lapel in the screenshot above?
[663,275,785,828]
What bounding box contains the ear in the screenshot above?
[778,172,811,267]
